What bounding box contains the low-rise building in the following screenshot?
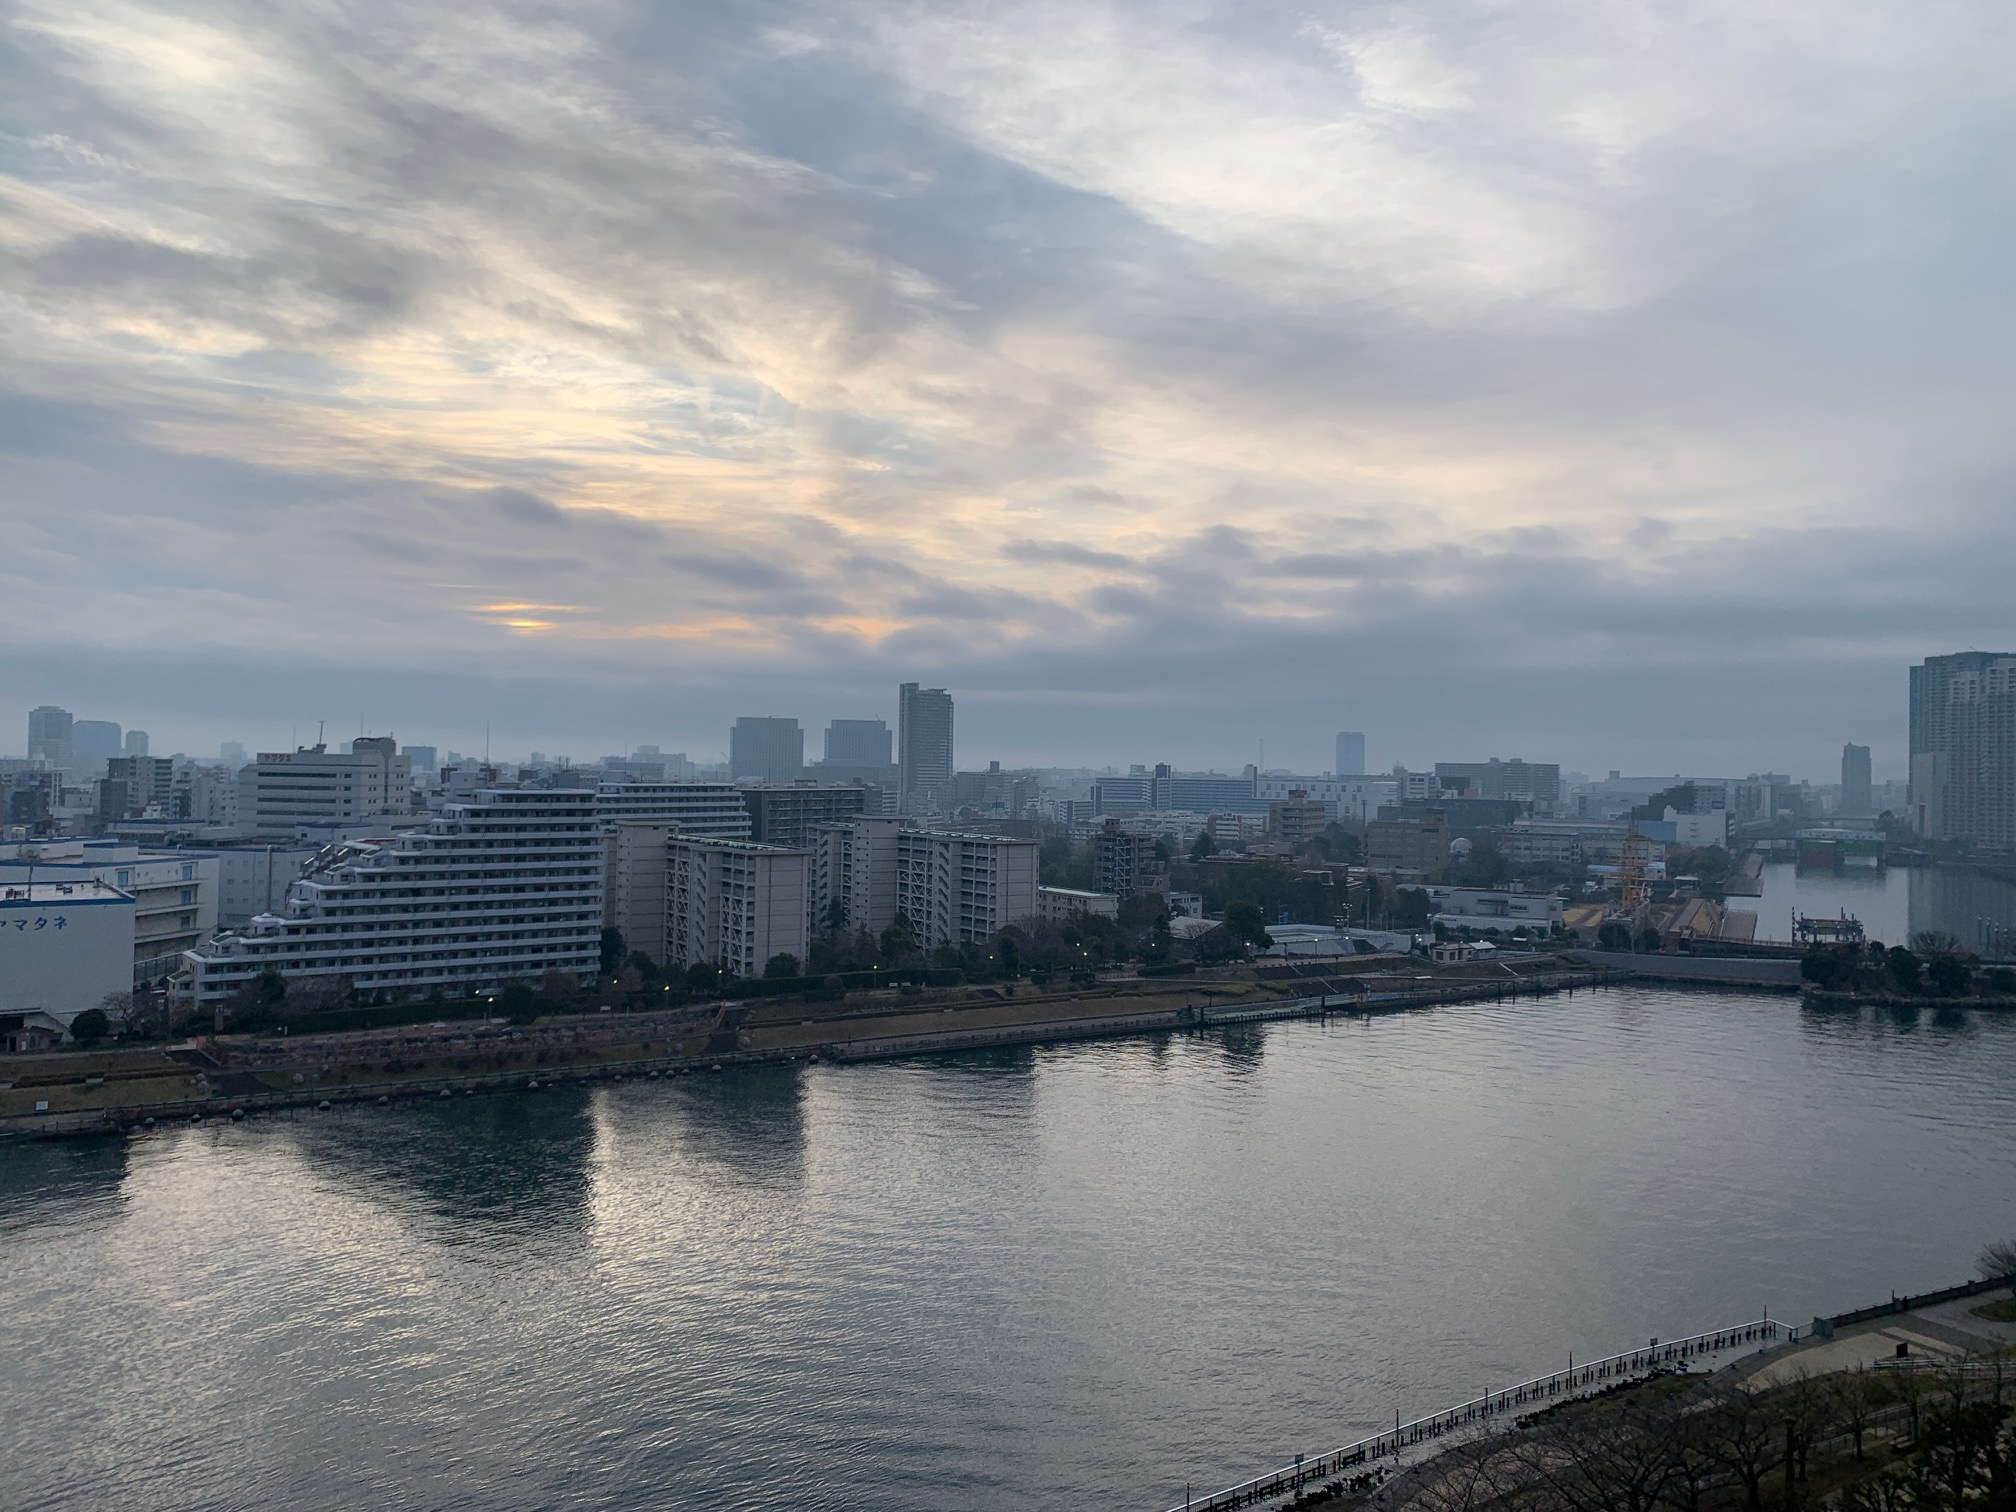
[0,880,134,1047]
[665,837,809,977]
[1039,886,1120,922]
[0,841,218,984]
[1266,789,1328,848]
[1423,886,1563,933]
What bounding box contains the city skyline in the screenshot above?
[4,5,2013,777]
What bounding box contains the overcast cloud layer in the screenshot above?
[2,0,2012,776]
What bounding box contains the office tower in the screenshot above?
[1840,744,1872,816]
[220,741,247,765]
[27,706,73,771]
[123,730,149,757]
[897,683,954,811]
[186,788,603,1004]
[823,719,893,768]
[70,720,124,780]
[1335,731,1366,776]
[403,745,437,775]
[729,717,804,782]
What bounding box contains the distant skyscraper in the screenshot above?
[1840,744,1872,816]
[729,717,804,782]
[824,718,893,768]
[1335,731,1366,775]
[404,745,437,775]
[27,706,73,771]
[897,684,954,811]
[123,729,149,757]
[219,741,247,765]
[70,719,123,779]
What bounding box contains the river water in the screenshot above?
[4,985,2014,1512]
[1735,863,2016,952]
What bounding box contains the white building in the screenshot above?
[0,880,134,1047]
[1039,886,1120,922]
[0,841,218,984]
[212,843,322,927]
[238,738,412,837]
[606,822,676,967]
[1254,774,1394,824]
[182,789,603,1006]
[808,815,906,937]
[893,829,1039,951]
[665,837,808,978]
[1423,887,1564,934]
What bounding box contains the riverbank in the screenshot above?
[0,960,1623,1138]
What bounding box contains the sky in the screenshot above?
[3,0,2012,779]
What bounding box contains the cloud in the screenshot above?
[0,0,2011,777]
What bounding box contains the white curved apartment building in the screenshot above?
[183,788,602,1005]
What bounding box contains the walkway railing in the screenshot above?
[1164,1317,1790,1512]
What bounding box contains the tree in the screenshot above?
[1189,830,1217,859]
[820,898,849,936]
[624,949,660,981]
[1979,1238,2016,1283]
[1599,921,1633,951]
[1222,900,1273,955]
[1389,887,1432,930]
[879,913,918,963]
[685,961,724,993]
[996,932,1022,979]
[1889,946,1923,994]
[1636,927,1663,953]
[1697,1383,1786,1512]
[499,981,539,1024]
[68,1008,109,1046]
[763,952,800,978]
[599,926,626,975]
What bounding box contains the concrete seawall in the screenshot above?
[1574,950,1803,986]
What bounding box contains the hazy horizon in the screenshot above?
[5,2,2012,778]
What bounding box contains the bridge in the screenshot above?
[1163,1317,1791,1512]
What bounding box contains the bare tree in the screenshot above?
[1696,1384,1786,1512]
[1517,1404,1683,1512]
[1977,1240,2016,1285]
[1834,1368,1885,1461]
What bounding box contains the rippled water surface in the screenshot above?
[4,986,2014,1512]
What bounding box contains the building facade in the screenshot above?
[1266,790,1328,848]
[1365,808,1452,876]
[1092,818,1162,898]
[1840,744,1873,817]
[183,789,603,1005]
[0,880,135,1047]
[824,719,892,768]
[1335,731,1366,776]
[238,738,413,837]
[892,829,1038,950]
[1433,759,1561,809]
[740,782,870,848]
[593,780,751,837]
[1942,658,2016,852]
[0,841,218,984]
[665,837,809,977]
[27,707,74,774]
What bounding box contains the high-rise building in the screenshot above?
[403,745,437,776]
[1335,731,1366,776]
[665,837,809,977]
[808,816,906,936]
[71,720,123,780]
[123,730,149,757]
[897,683,954,811]
[1840,744,1873,817]
[27,706,74,772]
[729,717,804,782]
[592,780,750,837]
[103,755,176,818]
[219,742,247,766]
[1939,658,2016,852]
[823,719,893,768]
[184,788,604,1004]
[1911,652,2015,772]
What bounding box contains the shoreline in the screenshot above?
[4,967,1628,1139]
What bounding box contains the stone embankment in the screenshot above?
[0,963,1619,1138]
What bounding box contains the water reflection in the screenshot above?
[599,1064,810,1190]
[288,1088,599,1245]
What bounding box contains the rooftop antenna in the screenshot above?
[484,721,491,764]
[316,719,325,748]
